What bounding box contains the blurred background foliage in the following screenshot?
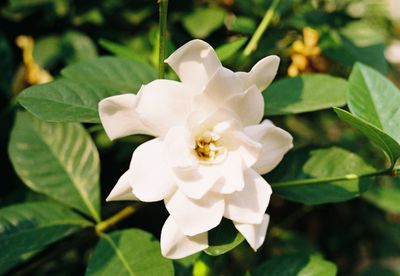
[1,0,400,275]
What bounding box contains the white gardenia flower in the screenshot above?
[99,39,293,259]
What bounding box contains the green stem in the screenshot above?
[271,168,393,189]
[158,0,169,79]
[95,205,138,233]
[243,0,281,56]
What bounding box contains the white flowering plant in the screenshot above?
[1,0,400,275]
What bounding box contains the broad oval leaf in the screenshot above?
[61,56,157,92]
[204,218,244,256]
[268,147,376,205]
[18,79,116,123]
[334,108,400,165]
[252,254,337,276]
[8,112,101,221]
[264,74,347,116]
[0,201,92,274]
[347,63,400,143]
[86,229,174,276]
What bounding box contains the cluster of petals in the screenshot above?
[99,39,293,259]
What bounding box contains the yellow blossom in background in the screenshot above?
[12,35,53,95]
[288,27,327,77]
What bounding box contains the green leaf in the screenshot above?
[18,79,115,123]
[347,63,400,143]
[216,37,248,62]
[252,254,337,276]
[99,38,148,64]
[341,20,386,47]
[228,16,256,34]
[18,57,157,123]
[182,8,226,38]
[334,108,400,165]
[86,229,174,275]
[204,218,244,256]
[264,74,347,116]
[268,147,376,205]
[8,112,101,221]
[61,56,157,92]
[0,201,92,274]
[363,177,400,214]
[0,32,13,95]
[323,32,388,73]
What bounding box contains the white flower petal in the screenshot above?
[220,130,262,168]
[211,152,245,194]
[106,170,138,201]
[99,94,155,140]
[130,138,176,202]
[244,120,293,175]
[173,166,221,200]
[161,216,208,259]
[165,39,222,90]
[165,189,224,236]
[224,85,264,126]
[224,169,272,224]
[136,80,194,137]
[164,126,196,169]
[236,55,280,92]
[195,67,244,113]
[234,214,270,251]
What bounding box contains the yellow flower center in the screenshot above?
[194,131,226,164]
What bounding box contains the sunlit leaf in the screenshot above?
[335,108,400,165]
[61,57,157,91]
[18,79,115,123]
[347,63,400,143]
[264,74,347,116]
[8,112,101,221]
[268,147,376,205]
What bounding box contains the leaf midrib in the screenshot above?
[29,121,100,221]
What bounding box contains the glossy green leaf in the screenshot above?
[263,74,347,116]
[86,229,174,275]
[268,147,376,205]
[0,201,92,274]
[18,57,157,123]
[182,8,226,38]
[347,63,400,143]
[252,254,337,276]
[334,108,400,165]
[216,37,248,61]
[61,57,157,92]
[8,112,101,221]
[204,218,244,256]
[18,79,115,123]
